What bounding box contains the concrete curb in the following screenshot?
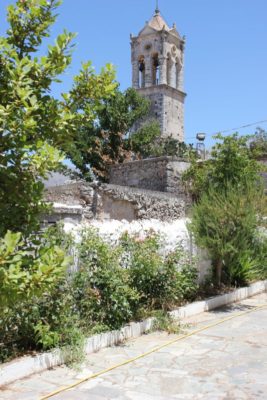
[170,279,267,319]
[1,279,266,387]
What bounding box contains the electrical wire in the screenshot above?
[186,118,267,141]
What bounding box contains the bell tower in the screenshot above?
[130,7,186,141]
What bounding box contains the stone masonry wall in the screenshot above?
[99,184,186,221]
[133,86,185,142]
[44,181,186,223]
[109,156,190,196]
[44,182,99,221]
[45,183,83,205]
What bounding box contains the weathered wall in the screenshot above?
[99,184,185,221]
[44,181,186,223]
[44,182,98,222]
[136,85,185,141]
[45,183,84,205]
[109,156,190,196]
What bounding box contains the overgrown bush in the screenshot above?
[131,124,194,160]
[189,185,266,286]
[184,133,267,287]
[0,226,199,363]
[121,233,198,311]
[73,229,139,330]
[0,230,68,313]
[166,247,199,301]
[182,133,263,201]
[226,231,267,285]
[0,229,72,362]
[0,277,86,364]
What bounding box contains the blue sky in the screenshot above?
[1,0,267,148]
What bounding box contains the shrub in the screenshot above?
[182,133,263,201]
[0,229,72,362]
[0,0,117,235]
[0,226,200,363]
[166,246,199,301]
[73,229,139,330]
[184,133,266,287]
[189,184,266,286]
[0,278,85,364]
[0,230,68,313]
[226,232,267,284]
[121,233,198,310]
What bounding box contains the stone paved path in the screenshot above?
[1,292,267,400]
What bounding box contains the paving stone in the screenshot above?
[1,292,267,399]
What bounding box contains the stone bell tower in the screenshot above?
[130,6,186,141]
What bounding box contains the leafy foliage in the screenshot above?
[0,277,85,364]
[0,226,199,363]
[62,87,151,181]
[250,128,267,158]
[120,233,198,311]
[129,120,161,158]
[183,133,263,201]
[73,229,139,330]
[189,185,266,285]
[0,227,72,362]
[0,0,74,235]
[0,230,68,313]
[131,125,194,160]
[0,0,116,235]
[185,134,267,286]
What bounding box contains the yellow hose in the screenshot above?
[40,303,267,400]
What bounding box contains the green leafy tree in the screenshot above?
[0,230,68,313]
[183,133,263,201]
[184,133,266,286]
[62,87,152,181]
[129,120,161,159]
[131,125,194,160]
[0,0,116,235]
[0,0,116,360]
[189,185,266,286]
[0,0,74,235]
[250,127,267,158]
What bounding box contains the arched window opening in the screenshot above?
[152,53,160,85]
[139,56,145,88]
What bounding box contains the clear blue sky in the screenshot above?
[1,0,267,147]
